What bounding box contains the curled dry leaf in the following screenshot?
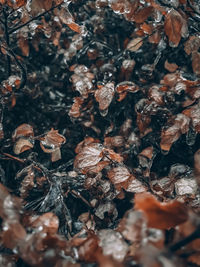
[40,128,66,153]
[14,138,34,155]
[116,81,139,101]
[160,113,190,152]
[12,123,34,141]
[95,82,115,111]
[69,97,84,118]
[40,128,66,162]
[134,192,188,229]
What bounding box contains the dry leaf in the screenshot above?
[164,9,186,47]
[127,37,143,51]
[12,124,34,141]
[14,138,34,154]
[134,192,188,229]
[164,60,178,72]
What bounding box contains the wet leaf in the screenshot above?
[134,192,188,229]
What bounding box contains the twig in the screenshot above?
[8,2,64,35]
[169,225,200,252]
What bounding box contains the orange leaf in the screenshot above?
[134,192,188,229]
[164,9,186,47]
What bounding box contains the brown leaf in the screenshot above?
[7,0,27,8]
[133,6,153,24]
[104,136,125,148]
[78,233,100,262]
[74,143,103,170]
[95,82,115,111]
[2,222,26,249]
[107,166,131,184]
[164,9,185,47]
[14,138,34,154]
[69,97,84,118]
[164,60,178,72]
[31,212,59,234]
[40,128,66,153]
[18,36,29,57]
[134,192,188,229]
[126,37,143,52]
[192,52,200,75]
[184,36,200,55]
[12,124,34,141]
[160,114,190,152]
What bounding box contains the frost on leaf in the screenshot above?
[40,128,66,162]
[118,210,147,243]
[160,114,190,152]
[30,212,59,234]
[95,82,115,112]
[107,166,131,184]
[116,81,139,101]
[74,143,103,171]
[175,178,198,196]
[164,9,187,47]
[134,192,188,229]
[98,229,128,262]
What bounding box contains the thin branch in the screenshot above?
[8,2,64,35]
[169,225,200,252]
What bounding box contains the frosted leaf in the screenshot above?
[160,114,190,152]
[40,128,66,154]
[126,176,147,193]
[175,178,198,196]
[118,210,147,243]
[95,82,115,111]
[95,202,118,220]
[107,166,130,184]
[98,229,128,262]
[74,143,103,169]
